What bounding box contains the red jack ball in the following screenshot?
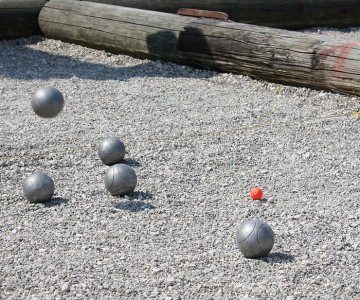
[250,187,263,200]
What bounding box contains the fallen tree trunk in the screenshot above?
[39,0,360,96]
[82,0,360,29]
[0,0,47,39]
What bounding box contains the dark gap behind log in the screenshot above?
[82,0,360,29]
[0,0,48,39]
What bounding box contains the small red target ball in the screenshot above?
[250,187,263,200]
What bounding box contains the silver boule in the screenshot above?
[23,172,55,203]
[31,86,64,118]
[236,219,275,259]
[104,164,137,196]
[98,137,126,166]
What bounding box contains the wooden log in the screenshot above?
[178,19,360,95]
[39,0,195,61]
[0,0,47,39]
[82,0,360,29]
[39,0,360,96]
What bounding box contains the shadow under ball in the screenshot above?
[104,164,137,196]
[31,86,64,118]
[98,137,126,166]
[236,219,275,259]
[23,172,55,203]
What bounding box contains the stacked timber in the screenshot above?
[0,0,47,39]
[83,0,360,29]
[39,0,360,96]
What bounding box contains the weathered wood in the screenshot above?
[0,0,47,39]
[39,0,360,96]
[39,0,195,61]
[178,19,360,95]
[82,0,360,29]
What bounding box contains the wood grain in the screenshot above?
[178,19,360,95]
[39,0,194,61]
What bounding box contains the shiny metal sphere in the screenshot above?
[23,173,55,203]
[31,86,64,118]
[104,164,137,196]
[98,137,126,166]
[236,219,275,259]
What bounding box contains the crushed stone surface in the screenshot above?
[0,29,359,299]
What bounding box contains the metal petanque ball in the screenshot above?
[23,173,55,203]
[98,137,126,166]
[236,219,275,259]
[31,86,64,118]
[104,164,137,196]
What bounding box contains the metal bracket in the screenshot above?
[177,8,228,20]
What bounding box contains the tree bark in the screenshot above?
[39,0,360,96]
[0,0,47,39]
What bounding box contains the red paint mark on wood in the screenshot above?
[318,42,360,74]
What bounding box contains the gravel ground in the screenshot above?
[0,28,359,299]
